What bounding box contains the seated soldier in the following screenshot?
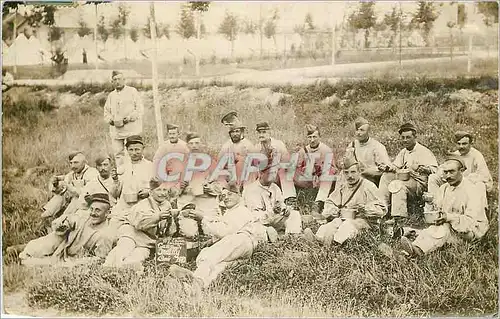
[303,158,386,246]
[42,151,98,222]
[344,117,391,186]
[176,132,225,238]
[78,154,121,208]
[242,166,302,234]
[294,124,336,216]
[168,183,269,289]
[428,131,492,208]
[378,123,437,224]
[19,193,114,266]
[398,157,489,257]
[104,178,176,269]
[109,135,153,228]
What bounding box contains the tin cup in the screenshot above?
[340,208,356,220]
[124,193,138,204]
[114,119,124,128]
[424,210,442,224]
[397,168,411,181]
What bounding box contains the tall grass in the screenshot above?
[2,76,498,316]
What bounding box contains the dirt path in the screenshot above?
[13,52,492,87]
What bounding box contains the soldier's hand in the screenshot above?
[158,209,172,220]
[111,168,119,181]
[123,117,129,124]
[434,212,447,225]
[180,181,189,191]
[109,120,115,126]
[138,189,149,199]
[377,163,389,172]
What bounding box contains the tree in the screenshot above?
[176,3,196,39]
[109,16,123,39]
[305,12,315,30]
[97,15,109,43]
[118,3,130,59]
[218,11,239,56]
[348,2,377,48]
[477,1,498,26]
[411,1,439,46]
[77,17,92,37]
[263,8,279,50]
[129,26,139,42]
[383,6,403,48]
[243,19,257,34]
[160,23,170,39]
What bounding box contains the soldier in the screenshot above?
[399,156,489,257]
[168,183,269,289]
[103,70,144,166]
[344,117,391,186]
[428,131,492,203]
[253,122,297,209]
[20,193,115,266]
[219,111,254,187]
[109,135,153,227]
[378,123,438,223]
[152,123,190,181]
[303,158,386,246]
[243,166,302,234]
[294,124,336,216]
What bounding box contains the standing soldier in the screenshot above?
[104,70,144,167]
[152,124,190,182]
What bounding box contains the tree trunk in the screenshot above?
[94,4,98,70]
[364,29,369,49]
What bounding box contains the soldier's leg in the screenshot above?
[412,224,457,254]
[284,209,302,234]
[333,218,370,244]
[379,172,397,209]
[103,236,136,267]
[122,247,151,265]
[315,218,343,245]
[193,233,254,287]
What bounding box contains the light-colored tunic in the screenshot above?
[103,85,144,139]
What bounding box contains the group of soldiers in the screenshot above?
[9,70,493,289]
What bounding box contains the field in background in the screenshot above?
[2,72,498,316]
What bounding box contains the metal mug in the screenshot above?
[397,169,411,181]
[114,119,124,128]
[424,211,442,224]
[340,208,356,220]
[124,193,138,204]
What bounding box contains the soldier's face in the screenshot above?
[188,138,202,152]
[168,129,179,143]
[442,160,463,186]
[259,169,275,186]
[355,124,369,142]
[127,144,144,161]
[456,137,471,156]
[112,74,125,89]
[220,189,239,209]
[229,128,243,143]
[97,159,111,179]
[151,185,169,204]
[344,165,361,186]
[307,131,320,148]
[400,130,416,150]
[257,129,271,143]
[89,202,110,225]
[70,154,86,173]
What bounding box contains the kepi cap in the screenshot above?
[354,117,369,130]
[454,130,473,143]
[341,156,359,170]
[89,193,110,205]
[186,132,200,143]
[125,135,144,147]
[221,111,238,124]
[256,122,271,131]
[111,70,122,78]
[68,151,84,161]
[398,122,417,135]
[444,155,467,170]
[223,182,241,195]
[166,123,179,131]
[305,124,319,135]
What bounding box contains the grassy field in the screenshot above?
[2,74,498,316]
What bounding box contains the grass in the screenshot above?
[2,73,498,316]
